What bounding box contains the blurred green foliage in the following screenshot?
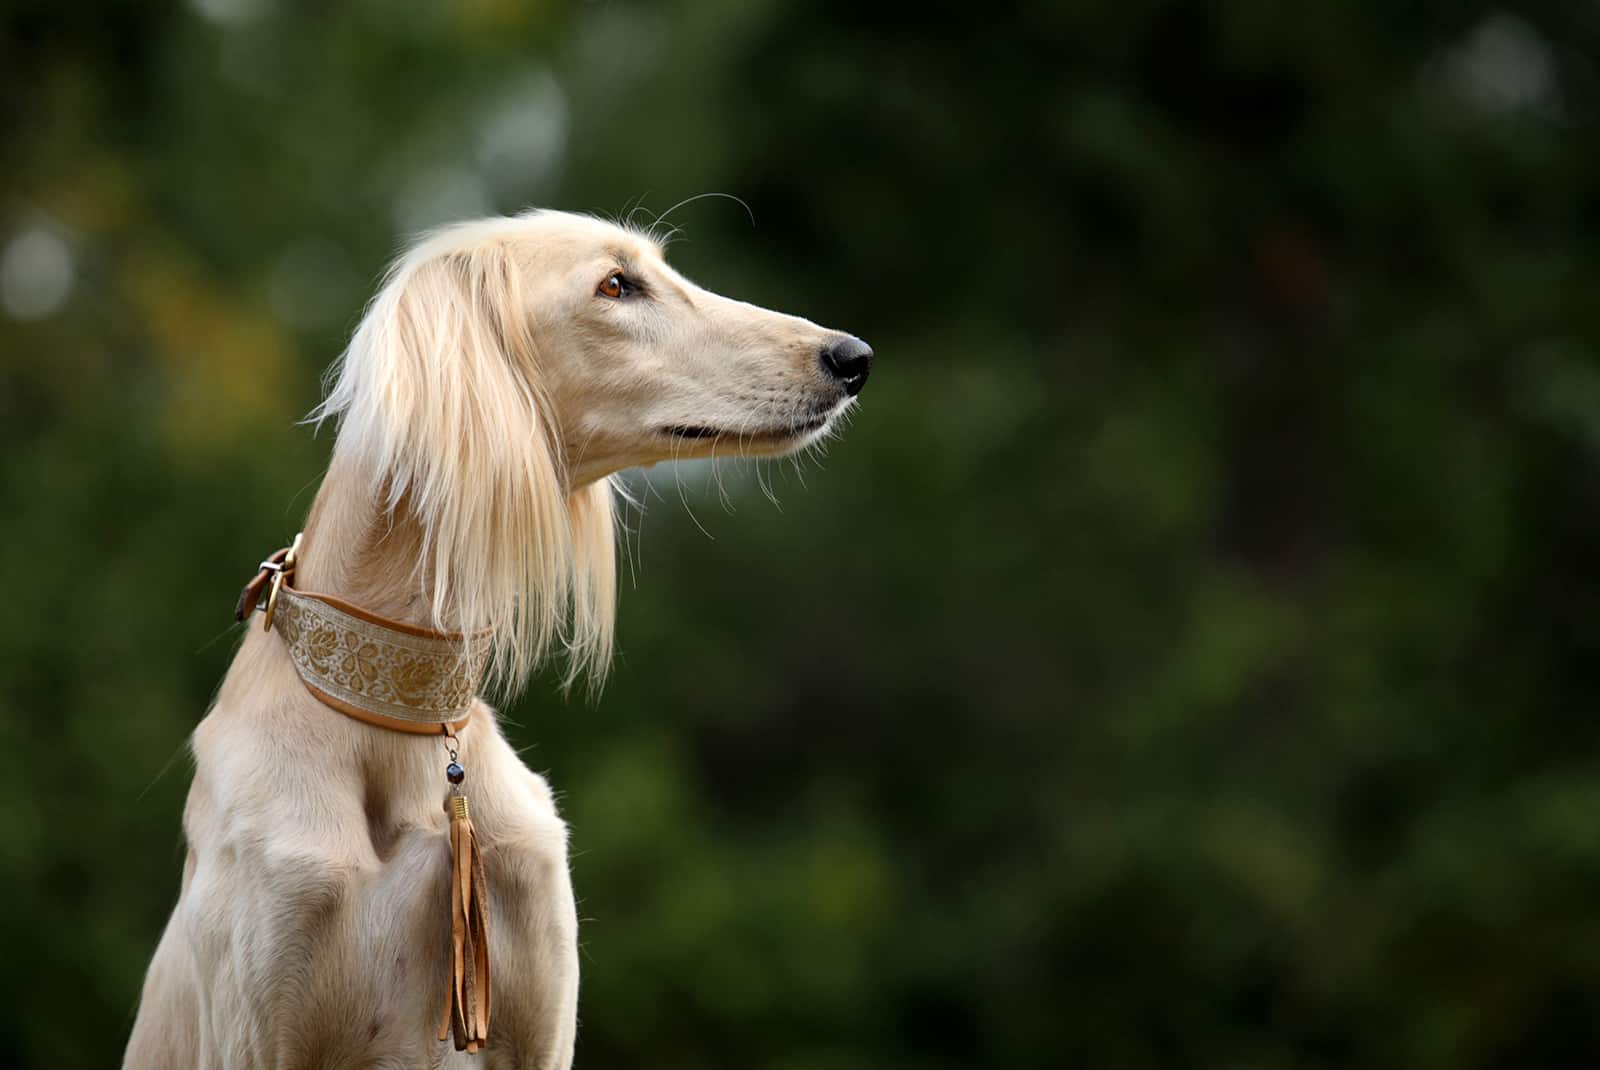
[4,1,1600,1066]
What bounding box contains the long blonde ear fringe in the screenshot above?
[310,223,617,696]
[563,478,618,692]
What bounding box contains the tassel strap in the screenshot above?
[439,762,492,1052]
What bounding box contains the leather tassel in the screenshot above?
[439,792,492,1052]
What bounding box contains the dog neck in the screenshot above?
[260,430,620,693]
[291,453,466,634]
[228,454,491,737]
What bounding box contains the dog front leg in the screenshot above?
[475,825,580,1069]
[124,898,204,1070]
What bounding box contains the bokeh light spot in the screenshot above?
[1,225,76,321]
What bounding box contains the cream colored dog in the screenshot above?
[124,210,871,1068]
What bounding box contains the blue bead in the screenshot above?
[446,762,465,784]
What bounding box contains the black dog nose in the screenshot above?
[820,335,873,396]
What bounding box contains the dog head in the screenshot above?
[313,210,870,688]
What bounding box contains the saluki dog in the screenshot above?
[124,210,872,1068]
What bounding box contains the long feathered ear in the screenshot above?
[311,230,616,692]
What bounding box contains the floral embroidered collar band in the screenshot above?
[234,533,490,735]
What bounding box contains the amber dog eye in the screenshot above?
[597,272,630,299]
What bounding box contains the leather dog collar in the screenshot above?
[236,534,489,735]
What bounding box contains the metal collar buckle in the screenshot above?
[261,532,303,632]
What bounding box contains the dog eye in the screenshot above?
[597,272,631,299]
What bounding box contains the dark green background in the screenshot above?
[4,2,1599,1066]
